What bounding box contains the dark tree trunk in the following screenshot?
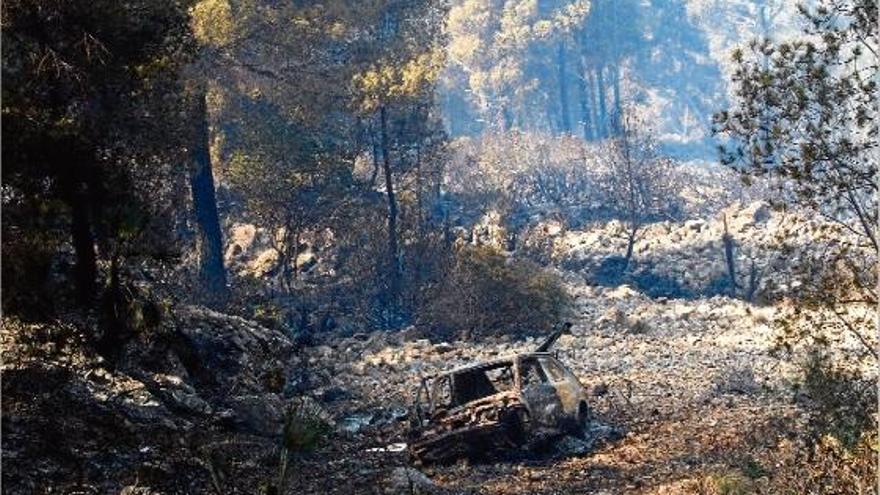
[189,87,227,295]
[557,41,572,134]
[611,64,623,135]
[596,67,609,139]
[722,215,738,297]
[380,105,401,301]
[623,224,637,271]
[415,143,424,236]
[577,57,594,141]
[746,260,759,302]
[56,144,99,307]
[69,187,98,306]
[588,70,600,140]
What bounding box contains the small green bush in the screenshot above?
[422,245,571,338]
[281,398,332,454]
[274,398,333,494]
[253,302,285,330]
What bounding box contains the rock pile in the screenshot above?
[553,201,851,300]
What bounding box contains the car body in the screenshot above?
[408,349,589,463]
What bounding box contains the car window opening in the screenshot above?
[448,362,515,407]
[521,358,549,389]
[539,357,568,383]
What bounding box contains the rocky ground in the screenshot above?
[2,307,297,493]
[1,283,809,494]
[293,278,807,494]
[2,202,870,494]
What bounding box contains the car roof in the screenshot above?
[434,352,556,378]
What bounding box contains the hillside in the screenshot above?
[3,1,875,493]
[4,203,873,494]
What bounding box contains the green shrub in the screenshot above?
[274,398,333,494]
[253,302,285,330]
[422,245,571,338]
[281,398,332,454]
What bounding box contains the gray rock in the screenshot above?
[320,386,351,403]
[387,405,408,422]
[685,219,706,232]
[168,389,212,415]
[226,394,283,435]
[386,467,436,494]
[713,364,760,395]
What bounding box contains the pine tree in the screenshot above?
[2,0,193,311]
[716,0,878,448]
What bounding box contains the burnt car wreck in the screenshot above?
[408,325,593,464]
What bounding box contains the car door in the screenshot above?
[518,357,566,428]
[538,356,585,418]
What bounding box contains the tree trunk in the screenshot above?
[380,105,401,302]
[415,143,424,236]
[722,215,738,297]
[621,126,638,271]
[189,87,227,296]
[611,64,622,135]
[588,69,600,140]
[69,188,98,306]
[292,228,301,281]
[557,41,572,134]
[577,57,594,141]
[280,250,291,294]
[596,67,609,139]
[746,259,759,302]
[623,225,637,271]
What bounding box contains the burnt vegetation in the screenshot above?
[2,0,876,494]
